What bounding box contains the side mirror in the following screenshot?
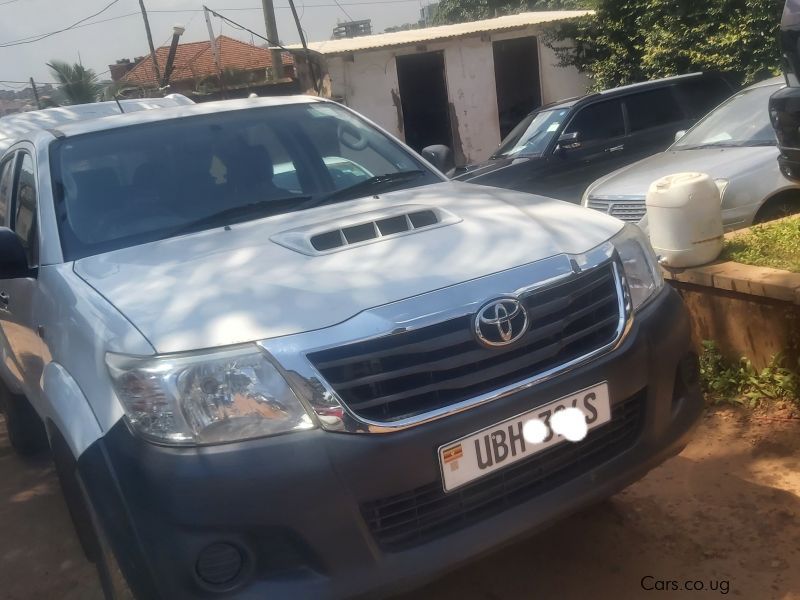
[769,86,800,181]
[557,131,581,151]
[0,228,32,279]
[674,130,687,143]
[421,144,454,175]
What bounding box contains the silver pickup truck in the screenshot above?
[0,95,701,599]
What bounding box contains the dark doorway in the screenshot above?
[395,51,453,154]
[493,37,541,140]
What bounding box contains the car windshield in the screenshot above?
[672,83,780,150]
[494,108,570,158]
[50,102,440,260]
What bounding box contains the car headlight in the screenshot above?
[581,185,593,207]
[611,223,664,311]
[714,178,729,201]
[106,345,314,445]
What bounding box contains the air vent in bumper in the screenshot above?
[361,389,646,551]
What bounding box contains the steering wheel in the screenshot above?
[337,121,369,151]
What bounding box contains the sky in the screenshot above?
[0,0,428,89]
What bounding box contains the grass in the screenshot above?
[720,216,800,273]
[699,341,799,408]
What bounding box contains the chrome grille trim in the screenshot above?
[258,241,634,434]
[586,196,647,222]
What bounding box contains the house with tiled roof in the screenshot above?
[118,35,294,97]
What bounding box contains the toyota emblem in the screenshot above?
[474,297,529,348]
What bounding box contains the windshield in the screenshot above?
[50,103,440,260]
[672,84,780,150]
[494,108,570,158]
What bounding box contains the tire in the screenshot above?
[49,427,135,600]
[0,385,48,456]
[754,198,800,224]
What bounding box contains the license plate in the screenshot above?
[438,382,611,492]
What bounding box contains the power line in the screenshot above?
[0,0,423,49]
[0,0,122,48]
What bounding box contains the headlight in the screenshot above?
[611,224,664,311]
[581,186,593,207]
[106,345,314,445]
[714,178,729,201]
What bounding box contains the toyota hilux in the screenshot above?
[0,96,702,599]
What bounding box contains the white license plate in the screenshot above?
[438,382,611,492]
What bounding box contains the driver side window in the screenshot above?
[0,154,16,228]
[565,100,625,144]
[12,153,38,268]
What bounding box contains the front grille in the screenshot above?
[587,198,647,222]
[361,390,645,552]
[308,264,621,422]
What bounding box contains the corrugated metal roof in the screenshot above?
[293,11,591,55]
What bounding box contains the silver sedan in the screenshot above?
[582,77,800,230]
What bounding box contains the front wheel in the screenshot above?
[753,197,800,224]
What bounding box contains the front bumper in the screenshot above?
[77,286,702,600]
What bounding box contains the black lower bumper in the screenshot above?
[77,286,703,600]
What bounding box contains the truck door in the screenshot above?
[0,149,45,399]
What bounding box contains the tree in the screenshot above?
[434,0,595,26]
[46,60,102,105]
[546,0,783,90]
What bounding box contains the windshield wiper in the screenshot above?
[172,196,311,235]
[299,170,426,210]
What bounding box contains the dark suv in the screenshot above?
[452,73,735,202]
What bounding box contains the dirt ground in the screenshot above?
[1,406,798,600]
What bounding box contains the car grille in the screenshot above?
[307,264,622,423]
[586,197,647,222]
[361,389,646,552]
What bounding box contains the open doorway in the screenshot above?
[395,51,454,154]
[493,36,541,140]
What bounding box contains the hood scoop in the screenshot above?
[271,205,461,256]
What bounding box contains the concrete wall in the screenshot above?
[325,25,589,165]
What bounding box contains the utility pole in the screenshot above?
[29,78,42,110]
[287,0,319,95]
[203,7,227,99]
[260,0,283,81]
[138,0,162,87]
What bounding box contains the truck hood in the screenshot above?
[589,146,779,197]
[74,182,622,354]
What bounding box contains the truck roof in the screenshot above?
[0,94,195,151]
[1,95,323,149]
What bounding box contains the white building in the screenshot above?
[301,12,592,165]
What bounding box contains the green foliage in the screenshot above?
[699,341,799,408]
[46,60,101,105]
[721,217,800,273]
[546,0,783,90]
[434,0,595,26]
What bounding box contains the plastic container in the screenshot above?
[646,172,723,268]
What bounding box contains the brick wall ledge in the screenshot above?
[661,261,800,305]
[660,215,800,305]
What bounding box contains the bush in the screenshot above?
[699,340,799,407]
[546,0,783,90]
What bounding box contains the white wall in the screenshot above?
[537,37,592,104]
[326,24,590,164]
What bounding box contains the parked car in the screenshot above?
[583,77,800,229]
[0,96,702,599]
[450,73,735,202]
